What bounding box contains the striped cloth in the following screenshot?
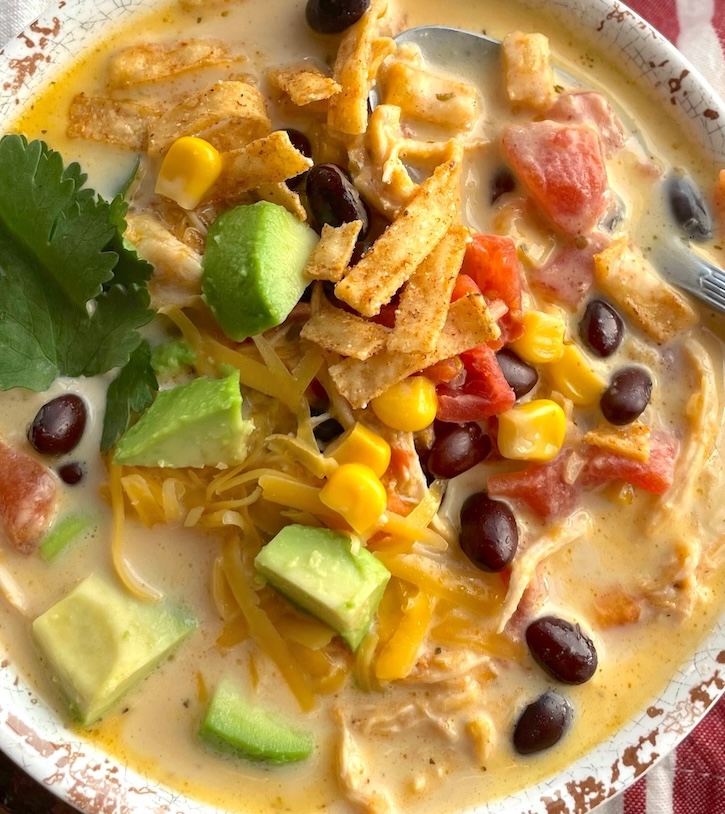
[588,5,725,813]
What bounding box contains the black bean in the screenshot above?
[57,462,84,485]
[513,690,573,755]
[667,172,713,241]
[495,348,538,399]
[579,299,624,358]
[490,166,516,204]
[600,366,652,426]
[306,163,370,239]
[280,128,312,191]
[306,0,371,34]
[459,493,518,572]
[426,422,492,480]
[526,616,598,684]
[314,418,345,446]
[28,394,87,456]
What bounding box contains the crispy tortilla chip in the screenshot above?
[327,0,395,136]
[502,32,556,110]
[381,57,480,129]
[593,237,698,344]
[256,182,308,221]
[388,224,469,354]
[304,221,362,282]
[107,40,235,88]
[147,81,270,157]
[269,65,342,106]
[215,130,313,198]
[329,292,499,407]
[301,287,390,360]
[582,422,651,463]
[335,150,462,317]
[67,94,159,150]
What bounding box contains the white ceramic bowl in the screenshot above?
[1,1,724,813]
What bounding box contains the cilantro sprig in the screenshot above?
[0,135,154,391]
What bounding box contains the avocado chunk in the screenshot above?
[201,201,318,341]
[113,370,254,468]
[199,680,313,764]
[254,524,391,651]
[32,574,196,726]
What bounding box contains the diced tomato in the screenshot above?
[546,91,626,157]
[460,234,523,344]
[436,345,515,422]
[529,233,610,309]
[487,451,579,522]
[579,430,678,495]
[501,121,609,237]
[423,356,465,386]
[450,273,482,302]
[0,438,59,554]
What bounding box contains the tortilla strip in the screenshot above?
[147,81,270,157]
[269,65,342,106]
[216,131,313,197]
[301,290,390,360]
[67,94,159,151]
[329,292,499,408]
[593,237,698,344]
[304,221,363,282]
[335,151,462,317]
[502,32,556,110]
[582,422,651,462]
[256,182,308,221]
[388,224,469,354]
[107,40,235,88]
[327,0,395,136]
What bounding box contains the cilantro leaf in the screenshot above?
[101,340,158,454]
[0,136,154,391]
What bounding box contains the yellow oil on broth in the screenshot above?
[4,0,725,813]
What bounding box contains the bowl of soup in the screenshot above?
[0,0,724,812]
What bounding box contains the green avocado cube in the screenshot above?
[32,574,196,726]
[113,370,254,468]
[201,201,318,341]
[254,524,391,651]
[199,680,313,764]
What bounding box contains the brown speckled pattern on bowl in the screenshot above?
[0,1,724,813]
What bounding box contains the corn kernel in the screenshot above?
[319,463,388,533]
[547,343,606,406]
[155,136,223,210]
[325,423,391,477]
[497,399,566,461]
[370,377,438,433]
[510,309,566,364]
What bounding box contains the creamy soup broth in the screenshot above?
[2,0,725,813]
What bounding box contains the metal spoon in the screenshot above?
[375,25,725,315]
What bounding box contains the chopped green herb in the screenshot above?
[0,136,154,392]
[101,340,158,454]
[40,513,96,562]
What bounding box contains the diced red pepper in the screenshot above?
[501,121,609,237]
[0,438,59,554]
[460,234,523,344]
[436,345,515,422]
[487,450,579,522]
[579,430,678,495]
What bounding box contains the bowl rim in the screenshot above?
[0,1,724,813]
